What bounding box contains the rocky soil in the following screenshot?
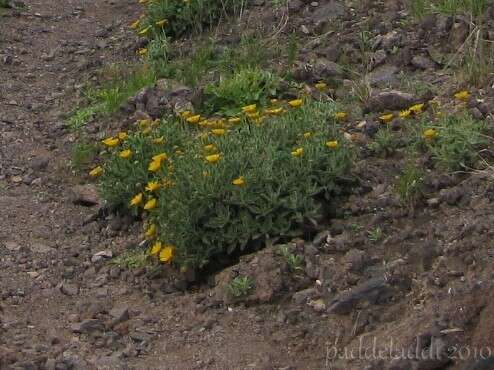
[2,0,494,370]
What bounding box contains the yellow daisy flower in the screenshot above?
[89,166,103,177]
[205,154,221,164]
[144,198,157,210]
[291,147,304,157]
[130,193,143,207]
[232,176,245,186]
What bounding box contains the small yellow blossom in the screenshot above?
[145,224,157,239]
[205,154,221,164]
[130,193,143,207]
[409,103,424,114]
[335,112,348,121]
[423,128,438,140]
[138,48,148,56]
[186,114,201,124]
[265,107,284,115]
[246,111,260,120]
[102,137,119,147]
[89,166,103,177]
[130,20,140,29]
[242,104,257,114]
[148,160,161,172]
[211,128,226,136]
[303,132,312,139]
[326,140,339,149]
[150,241,162,255]
[152,136,165,144]
[138,26,151,36]
[144,198,157,210]
[159,245,174,263]
[180,110,193,118]
[228,117,241,124]
[232,176,245,186]
[379,113,394,123]
[152,153,168,162]
[145,181,161,192]
[454,90,470,102]
[204,144,216,152]
[155,19,168,27]
[119,149,132,159]
[315,81,328,91]
[399,109,412,119]
[288,99,303,108]
[291,147,304,157]
[118,132,128,140]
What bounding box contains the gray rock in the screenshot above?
[367,65,399,87]
[91,250,113,263]
[367,90,416,112]
[30,242,55,254]
[59,282,79,296]
[70,184,100,206]
[71,319,104,334]
[327,277,394,314]
[439,187,463,205]
[313,230,330,247]
[109,306,130,327]
[292,288,318,304]
[288,0,304,11]
[412,55,436,70]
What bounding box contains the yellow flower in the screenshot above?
[89,166,103,177]
[144,198,157,210]
[454,90,470,102]
[335,112,348,121]
[205,154,221,164]
[265,107,283,115]
[152,153,168,162]
[148,160,161,172]
[409,103,424,114]
[291,147,304,157]
[145,224,157,239]
[145,181,161,192]
[180,110,193,118]
[242,104,257,114]
[228,117,241,124]
[399,109,412,119]
[204,144,216,152]
[138,48,148,56]
[152,136,165,144]
[379,113,394,123]
[246,111,260,120]
[288,99,303,108]
[138,26,151,36]
[303,132,312,139]
[315,81,328,91]
[118,132,128,140]
[423,128,438,140]
[211,128,226,136]
[155,19,167,27]
[102,137,119,147]
[130,20,140,29]
[130,193,143,207]
[150,241,162,255]
[186,114,201,124]
[119,149,132,159]
[326,140,339,149]
[232,176,245,186]
[159,245,174,263]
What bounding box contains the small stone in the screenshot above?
[3,241,21,251]
[91,250,113,263]
[71,184,100,206]
[411,55,436,70]
[71,319,104,334]
[309,299,326,312]
[27,271,40,278]
[59,282,79,296]
[367,90,416,112]
[300,25,310,35]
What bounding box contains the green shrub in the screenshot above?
[203,67,280,115]
[419,114,486,171]
[145,0,247,39]
[397,162,425,206]
[227,276,254,298]
[98,101,353,270]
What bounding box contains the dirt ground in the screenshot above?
[2,1,494,370]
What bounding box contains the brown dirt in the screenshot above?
[2,1,494,370]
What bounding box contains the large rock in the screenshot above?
[367,90,417,112]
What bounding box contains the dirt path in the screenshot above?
[0,2,303,369]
